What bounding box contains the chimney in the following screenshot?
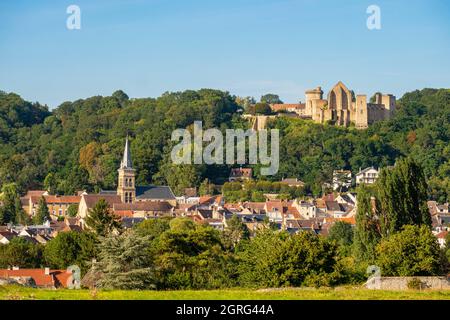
[45,267,50,275]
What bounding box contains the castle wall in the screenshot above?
[381,94,395,117]
[302,82,395,128]
[355,95,368,129]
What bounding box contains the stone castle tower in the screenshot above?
[117,136,136,203]
[304,81,395,129]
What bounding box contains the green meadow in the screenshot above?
[1,286,449,300]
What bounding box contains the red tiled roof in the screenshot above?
[0,269,70,288]
[285,205,301,219]
[436,231,449,239]
[230,168,252,178]
[265,200,286,213]
[113,201,172,212]
[199,196,214,205]
[270,104,305,112]
[24,190,46,198]
[30,195,81,205]
[242,202,266,210]
[113,210,134,218]
[324,216,356,225]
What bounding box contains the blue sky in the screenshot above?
[0,0,449,108]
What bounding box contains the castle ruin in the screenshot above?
[271,81,396,129]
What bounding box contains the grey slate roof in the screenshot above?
[136,186,176,201]
[339,194,355,205]
[357,166,378,175]
[121,217,145,228]
[99,190,117,195]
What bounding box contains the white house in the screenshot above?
[332,170,352,191]
[356,167,379,185]
[293,200,317,219]
[436,231,448,248]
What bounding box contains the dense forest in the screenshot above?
[0,87,448,202]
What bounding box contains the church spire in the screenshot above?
[120,135,132,169]
[118,135,135,204]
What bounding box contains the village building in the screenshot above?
[332,170,352,191]
[280,178,305,187]
[355,167,380,185]
[292,199,317,219]
[436,230,448,248]
[0,268,71,288]
[229,167,252,182]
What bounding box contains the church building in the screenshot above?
[78,137,176,222]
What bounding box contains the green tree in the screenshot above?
[353,185,381,263]
[260,94,283,104]
[94,230,155,290]
[238,230,340,288]
[223,215,250,250]
[328,221,354,247]
[85,199,122,237]
[254,102,272,115]
[376,157,431,236]
[376,225,442,276]
[44,231,97,274]
[154,221,236,289]
[0,183,29,224]
[67,204,79,217]
[0,237,43,268]
[112,90,129,105]
[33,196,51,224]
[44,173,57,194]
[198,178,214,196]
[135,218,170,240]
[169,217,196,232]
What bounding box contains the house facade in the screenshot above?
[356,167,379,185]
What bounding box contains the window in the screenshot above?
[59,209,63,216]
[125,192,133,203]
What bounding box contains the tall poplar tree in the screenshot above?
[0,183,29,225]
[353,184,381,263]
[34,196,51,224]
[376,157,431,236]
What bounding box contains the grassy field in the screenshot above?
[1,285,450,300]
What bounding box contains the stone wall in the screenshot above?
[366,276,450,290]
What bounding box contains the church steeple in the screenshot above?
[120,135,133,169]
[117,136,136,203]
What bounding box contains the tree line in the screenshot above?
[0,88,448,202]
